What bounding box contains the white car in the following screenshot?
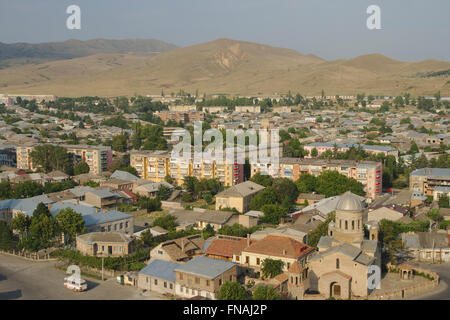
[64,277,88,292]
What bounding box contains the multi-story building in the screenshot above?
[16,143,112,175]
[304,142,398,160]
[251,158,382,199]
[410,168,450,196]
[130,150,244,187]
[0,146,17,167]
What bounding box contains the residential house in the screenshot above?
[215,181,265,213]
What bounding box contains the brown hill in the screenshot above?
[0,38,449,97]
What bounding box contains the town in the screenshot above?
[0,91,448,301]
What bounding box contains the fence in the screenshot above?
[0,249,58,261]
[362,263,439,300]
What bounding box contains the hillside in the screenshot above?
[0,38,449,97]
[0,38,177,67]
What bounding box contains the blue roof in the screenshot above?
[0,198,131,227]
[174,256,235,279]
[139,259,180,282]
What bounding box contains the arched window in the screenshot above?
[352,220,355,230]
[336,258,340,269]
[345,220,348,230]
[339,219,342,229]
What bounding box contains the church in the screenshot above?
[307,191,381,299]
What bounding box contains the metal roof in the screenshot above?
[174,256,235,279]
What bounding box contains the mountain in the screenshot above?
[0,38,449,97]
[0,38,177,65]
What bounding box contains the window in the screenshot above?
[352,220,355,230]
[246,256,249,263]
[339,219,342,229]
[256,258,260,265]
[219,279,222,286]
[170,283,173,289]
[336,258,340,269]
[179,273,183,280]
[125,221,129,228]
[146,277,149,283]
[345,220,348,230]
[287,263,291,269]
[164,282,167,288]
[120,223,123,229]
[358,220,360,229]
[154,279,158,285]
[229,275,232,281]
[206,280,210,286]
[235,256,240,261]
[195,277,200,284]
[158,250,163,255]
[107,225,111,232]
[114,224,117,231]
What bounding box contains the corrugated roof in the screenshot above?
[174,256,236,279]
[139,259,180,282]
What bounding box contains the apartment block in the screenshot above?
[130,150,244,187]
[16,143,112,175]
[410,168,450,196]
[251,158,383,199]
[304,142,398,160]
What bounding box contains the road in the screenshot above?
[0,254,165,300]
[409,262,450,300]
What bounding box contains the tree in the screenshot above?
[217,281,248,300]
[250,172,273,187]
[409,142,419,154]
[183,176,198,194]
[12,181,44,199]
[438,194,450,208]
[272,178,299,204]
[0,181,12,199]
[138,196,162,212]
[307,212,335,247]
[152,214,177,231]
[0,221,14,250]
[74,161,90,175]
[261,204,287,224]
[311,147,318,157]
[261,258,284,278]
[156,184,172,201]
[28,204,59,250]
[426,208,443,224]
[315,171,365,197]
[10,212,32,239]
[111,133,128,152]
[252,284,282,300]
[30,144,73,174]
[249,187,279,210]
[55,208,86,245]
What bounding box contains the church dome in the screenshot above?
[336,191,363,211]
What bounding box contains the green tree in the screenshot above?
[28,204,59,250]
[295,174,318,193]
[307,212,335,247]
[10,212,32,239]
[55,208,86,245]
[152,214,177,231]
[261,204,287,224]
[0,221,14,250]
[311,147,318,157]
[30,144,73,174]
[111,133,128,152]
[315,171,364,197]
[156,184,172,201]
[261,258,284,278]
[12,181,44,198]
[249,172,273,187]
[252,284,282,300]
[438,194,450,208]
[217,281,248,300]
[249,187,279,210]
[73,161,90,175]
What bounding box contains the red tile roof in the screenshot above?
[205,238,250,258]
[242,235,314,259]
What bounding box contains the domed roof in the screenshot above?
[336,191,363,211]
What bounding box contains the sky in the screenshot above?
[0,0,449,62]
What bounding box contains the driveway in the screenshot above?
[0,253,165,300]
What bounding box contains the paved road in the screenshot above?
[409,262,450,300]
[0,254,165,300]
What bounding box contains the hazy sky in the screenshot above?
[1,0,449,62]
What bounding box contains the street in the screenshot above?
[409,262,450,300]
[0,254,165,300]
